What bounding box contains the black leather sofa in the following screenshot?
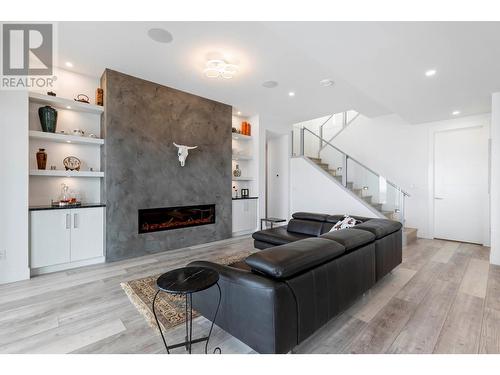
[188,212,402,354]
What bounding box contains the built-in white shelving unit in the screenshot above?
[29,130,104,145]
[24,72,106,278]
[232,154,253,161]
[29,92,104,114]
[28,91,105,203]
[231,114,260,236]
[30,170,104,178]
[232,133,252,141]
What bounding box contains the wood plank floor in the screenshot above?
[0,236,498,354]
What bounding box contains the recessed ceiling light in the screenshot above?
[320,79,335,87]
[237,111,241,115]
[65,62,73,68]
[288,92,295,97]
[262,81,278,88]
[452,110,461,115]
[67,141,71,143]
[147,28,173,44]
[425,69,437,77]
[66,106,71,109]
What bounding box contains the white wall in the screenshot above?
[490,93,500,265]
[331,112,491,241]
[291,157,380,218]
[0,91,30,284]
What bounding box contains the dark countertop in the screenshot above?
[29,203,106,211]
[232,196,258,200]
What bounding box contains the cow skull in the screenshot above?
[173,142,198,167]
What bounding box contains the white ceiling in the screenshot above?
[58,21,500,125]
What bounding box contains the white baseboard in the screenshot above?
[30,256,105,276]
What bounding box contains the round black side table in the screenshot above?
[152,266,221,354]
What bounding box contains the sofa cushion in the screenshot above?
[245,238,345,279]
[320,228,376,251]
[252,226,312,246]
[287,219,324,236]
[291,212,329,222]
[354,218,402,239]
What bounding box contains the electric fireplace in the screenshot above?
[138,204,216,234]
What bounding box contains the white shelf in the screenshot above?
[30,170,104,178]
[29,92,104,115]
[232,154,253,161]
[232,133,253,141]
[232,177,254,181]
[29,130,104,145]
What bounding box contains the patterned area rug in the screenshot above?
[121,251,252,334]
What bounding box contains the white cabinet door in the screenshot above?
[232,199,258,234]
[70,207,104,262]
[30,210,71,268]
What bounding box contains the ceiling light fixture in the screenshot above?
[66,106,71,109]
[320,79,335,87]
[65,62,73,68]
[237,111,241,115]
[288,92,295,97]
[452,110,461,115]
[425,69,436,77]
[204,59,239,79]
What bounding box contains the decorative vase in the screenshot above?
[38,106,58,133]
[36,148,47,170]
[233,164,242,177]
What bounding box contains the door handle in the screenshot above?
[74,213,78,229]
[66,213,71,229]
[434,197,444,200]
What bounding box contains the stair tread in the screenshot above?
[404,228,418,233]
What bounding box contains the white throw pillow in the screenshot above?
[329,216,359,232]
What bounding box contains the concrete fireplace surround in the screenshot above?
[101,69,232,261]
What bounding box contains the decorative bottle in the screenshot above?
[233,164,242,177]
[36,148,47,170]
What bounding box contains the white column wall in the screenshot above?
[490,92,500,265]
[0,91,30,283]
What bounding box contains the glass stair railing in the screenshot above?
[292,110,360,159]
[292,126,410,223]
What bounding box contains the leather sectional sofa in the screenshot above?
[189,212,403,354]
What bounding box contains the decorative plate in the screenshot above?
[63,156,81,171]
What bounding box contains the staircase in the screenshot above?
[293,122,417,245]
[308,156,397,220]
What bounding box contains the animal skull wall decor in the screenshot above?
[173,142,198,167]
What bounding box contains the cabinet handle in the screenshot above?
[66,214,71,229]
[74,213,78,229]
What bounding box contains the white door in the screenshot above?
[70,207,104,262]
[266,133,289,220]
[434,127,488,244]
[30,210,71,268]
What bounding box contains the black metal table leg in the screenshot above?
[152,290,170,354]
[205,282,222,354]
[185,294,189,351]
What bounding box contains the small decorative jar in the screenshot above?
[36,148,47,170]
[233,164,242,177]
